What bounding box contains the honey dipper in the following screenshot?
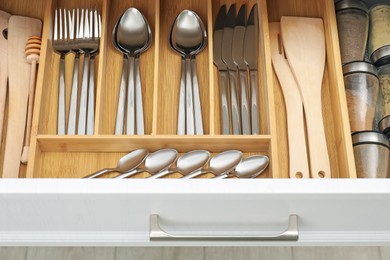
[21,36,41,164]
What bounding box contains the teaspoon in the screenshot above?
[148,150,210,179]
[84,148,149,178]
[116,8,150,135]
[213,155,269,179]
[171,10,204,135]
[181,150,243,179]
[115,148,178,179]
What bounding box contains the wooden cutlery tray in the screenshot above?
[0,0,357,179]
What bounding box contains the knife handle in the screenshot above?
[177,58,186,135]
[250,70,260,134]
[219,70,230,135]
[185,57,195,135]
[228,70,241,135]
[239,70,251,135]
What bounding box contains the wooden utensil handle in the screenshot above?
[305,98,331,178]
[20,60,37,164]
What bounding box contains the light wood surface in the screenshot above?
[0,10,11,152]
[269,22,309,179]
[2,16,41,178]
[0,0,357,180]
[280,16,330,179]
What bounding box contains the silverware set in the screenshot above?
[171,10,207,135]
[53,8,101,135]
[84,148,269,179]
[113,8,151,135]
[214,4,259,135]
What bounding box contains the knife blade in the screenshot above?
[213,5,230,134]
[232,5,251,135]
[222,4,241,135]
[244,4,260,134]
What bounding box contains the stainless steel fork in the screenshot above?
[77,9,100,135]
[53,8,70,135]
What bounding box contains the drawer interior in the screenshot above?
[0,0,356,179]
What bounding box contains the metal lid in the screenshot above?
[336,0,369,13]
[352,130,389,148]
[371,45,390,67]
[379,115,390,138]
[342,61,378,77]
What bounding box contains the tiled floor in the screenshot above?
[0,247,388,260]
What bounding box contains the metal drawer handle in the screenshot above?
[149,214,298,241]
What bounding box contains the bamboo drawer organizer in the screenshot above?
[0,0,357,179]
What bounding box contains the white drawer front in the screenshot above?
[1,179,390,246]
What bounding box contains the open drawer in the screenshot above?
[0,0,389,246]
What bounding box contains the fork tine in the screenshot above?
[63,8,68,41]
[89,9,93,39]
[93,10,99,39]
[68,9,74,40]
[98,11,102,38]
[79,9,84,39]
[84,9,90,39]
[59,8,63,40]
[54,8,58,41]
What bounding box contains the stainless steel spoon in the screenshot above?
[83,148,149,178]
[115,148,178,179]
[116,8,150,135]
[213,155,269,179]
[181,150,243,179]
[171,10,204,135]
[148,150,210,179]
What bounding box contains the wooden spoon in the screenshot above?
[2,16,41,178]
[21,36,41,164]
[269,22,309,179]
[0,10,11,150]
[280,16,330,178]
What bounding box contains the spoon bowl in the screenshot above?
[117,8,149,56]
[84,148,149,178]
[214,155,270,179]
[115,148,178,179]
[171,10,203,57]
[181,150,242,179]
[149,150,210,179]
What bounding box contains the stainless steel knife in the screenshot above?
[213,5,230,135]
[222,4,242,135]
[244,4,260,135]
[232,5,251,135]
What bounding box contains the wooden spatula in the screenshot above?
[280,16,330,178]
[2,16,41,178]
[0,10,11,150]
[269,22,310,179]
